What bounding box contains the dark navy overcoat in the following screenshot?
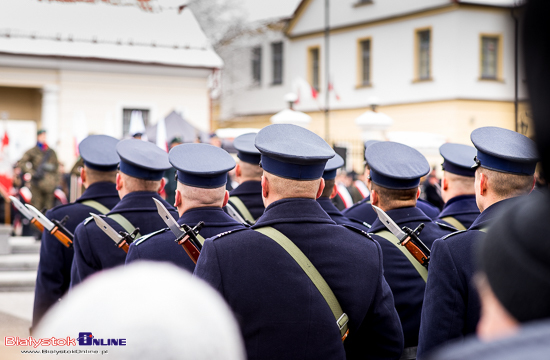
[195,198,404,360]
[343,196,441,228]
[368,207,454,349]
[70,191,177,288]
[126,207,246,272]
[32,182,120,327]
[227,180,265,220]
[317,197,366,228]
[436,195,480,230]
[417,198,513,358]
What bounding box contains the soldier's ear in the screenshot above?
[175,189,182,208]
[371,189,379,206]
[115,173,123,191]
[235,163,242,178]
[80,167,87,184]
[158,178,166,194]
[330,184,338,199]
[442,177,449,191]
[261,175,269,199]
[416,188,421,199]
[316,178,325,199]
[222,190,229,207]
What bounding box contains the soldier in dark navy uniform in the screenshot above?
[226,133,264,223]
[344,141,440,227]
[436,143,480,230]
[32,135,121,329]
[418,127,537,358]
[194,124,404,360]
[317,154,364,227]
[70,139,177,288]
[126,143,246,272]
[365,141,455,359]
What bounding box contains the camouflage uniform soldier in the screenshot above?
[19,130,59,211]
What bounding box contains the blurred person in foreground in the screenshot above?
[18,129,59,211]
[32,135,121,330]
[36,262,245,360]
[426,194,550,360]
[418,127,537,358]
[70,139,177,288]
[435,144,480,230]
[126,144,245,272]
[194,124,404,360]
[226,133,265,223]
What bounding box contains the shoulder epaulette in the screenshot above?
[134,228,168,246]
[342,224,374,241]
[349,218,371,229]
[441,229,468,240]
[83,214,105,226]
[213,227,248,240]
[435,221,459,232]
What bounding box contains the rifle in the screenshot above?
[372,205,430,268]
[10,196,45,233]
[153,198,204,264]
[25,204,74,248]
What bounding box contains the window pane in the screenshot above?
[122,109,149,137]
[252,46,262,84]
[361,40,371,86]
[311,48,320,91]
[272,42,283,85]
[481,37,498,79]
[418,30,430,80]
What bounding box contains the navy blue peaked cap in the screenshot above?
[116,139,171,181]
[79,135,120,172]
[255,124,335,180]
[170,143,235,189]
[471,127,538,175]
[366,141,430,189]
[233,133,261,165]
[364,140,381,162]
[439,143,477,177]
[323,154,344,180]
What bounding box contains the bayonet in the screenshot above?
[10,196,45,233]
[225,203,249,225]
[153,198,203,264]
[372,205,431,268]
[91,213,138,253]
[25,204,73,248]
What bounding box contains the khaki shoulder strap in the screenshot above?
[440,216,467,231]
[478,227,489,233]
[254,226,349,341]
[374,230,428,283]
[81,200,111,215]
[107,213,142,239]
[228,196,255,224]
[196,234,205,245]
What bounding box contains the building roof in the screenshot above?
[0,0,223,69]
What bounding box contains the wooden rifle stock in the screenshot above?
[51,226,73,248]
[401,237,429,268]
[30,218,45,233]
[177,235,200,264]
[118,241,129,253]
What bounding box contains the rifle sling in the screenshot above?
[374,230,428,283]
[228,196,255,224]
[439,216,467,231]
[254,226,349,340]
[196,234,205,245]
[107,213,141,239]
[81,200,111,215]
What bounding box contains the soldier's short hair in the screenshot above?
[478,167,534,198]
[371,183,418,208]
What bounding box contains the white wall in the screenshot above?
[289,0,450,36]
[219,6,526,118]
[0,55,212,168]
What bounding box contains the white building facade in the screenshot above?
[0,0,222,167]
[216,0,528,170]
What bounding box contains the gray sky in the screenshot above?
[240,0,301,22]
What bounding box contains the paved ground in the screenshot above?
[0,292,34,359]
